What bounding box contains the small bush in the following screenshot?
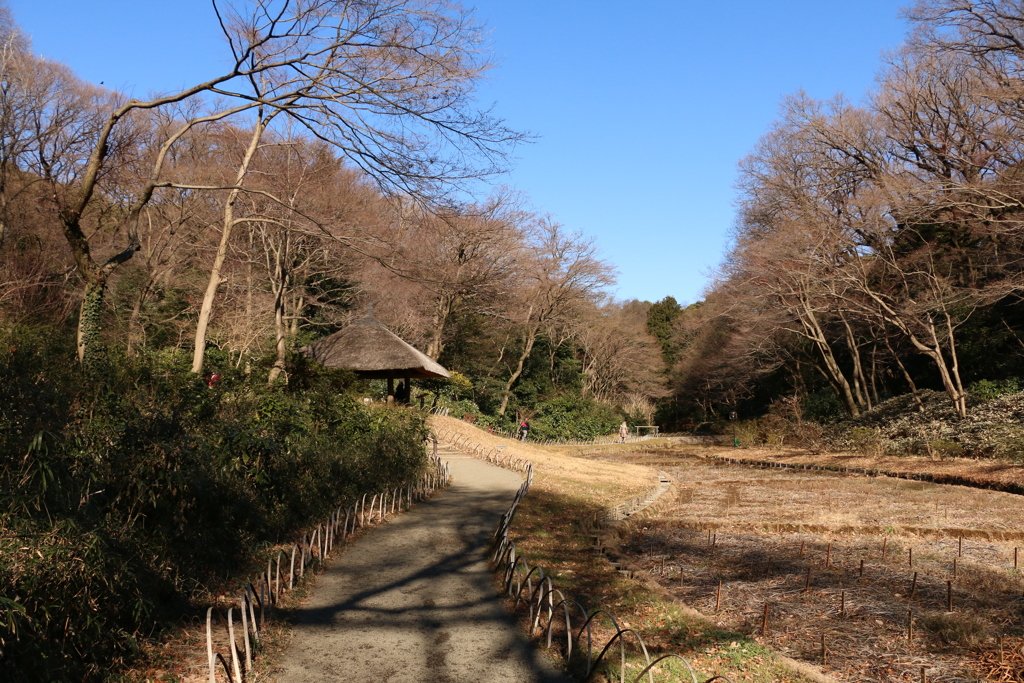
[969,377,1021,401]
[919,611,989,647]
[727,416,824,450]
[925,439,965,459]
[802,390,845,422]
[529,395,621,441]
[848,426,887,456]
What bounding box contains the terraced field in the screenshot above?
[604,450,1024,682]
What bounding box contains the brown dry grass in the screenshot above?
[603,448,1024,682]
[430,414,660,504]
[650,454,1024,539]
[700,445,1024,492]
[432,417,821,682]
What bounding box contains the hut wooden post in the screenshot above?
[387,377,395,406]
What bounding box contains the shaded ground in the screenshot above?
[273,449,568,683]
[603,449,1024,682]
[434,418,822,682]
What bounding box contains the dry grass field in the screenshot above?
[602,449,1024,682]
[432,419,822,682]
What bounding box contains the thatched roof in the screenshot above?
[301,312,450,379]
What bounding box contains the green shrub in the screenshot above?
[802,390,845,421]
[848,426,886,456]
[969,377,1021,401]
[0,327,427,680]
[529,396,621,441]
[925,439,966,459]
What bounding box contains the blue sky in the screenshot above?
[9,1,909,305]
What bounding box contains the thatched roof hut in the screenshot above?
[301,312,450,384]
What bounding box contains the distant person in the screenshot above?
[619,421,629,442]
[519,420,530,441]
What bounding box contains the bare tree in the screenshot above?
[574,299,666,404]
[374,191,527,359]
[29,0,522,366]
[497,221,615,415]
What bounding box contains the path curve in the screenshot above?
[275,447,568,683]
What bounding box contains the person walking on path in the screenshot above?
[275,450,567,683]
[519,419,530,441]
[619,420,629,442]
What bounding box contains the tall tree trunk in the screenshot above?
[267,286,288,384]
[267,236,290,385]
[191,110,272,375]
[426,294,455,360]
[498,323,539,416]
[840,314,871,410]
[290,293,303,336]
[126,275,158,357]
[798,304,861,418]
[884,334,923,411]
[77,277,106,366]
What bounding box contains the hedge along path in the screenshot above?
[203,451,451,683]
[274,440,569,683]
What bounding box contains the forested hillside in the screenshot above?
[15,0,1024,676]
[663,0,1024,441]
[0,0,667,678]
[0,0,669,429]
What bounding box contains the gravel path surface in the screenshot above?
[275,448,568,683]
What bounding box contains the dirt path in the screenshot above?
[274,447,568,683]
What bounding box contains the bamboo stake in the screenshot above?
[910,571,918,599]
[859,559,865,578]
[958,535,963,557]
[909,547,913,568]
[247,584,258,642]
[947,580,953,612]
[228,608,242,683]
[761,603,770,636]
[716,580,722,611]
[826,543,832,568]
[804,566,812,592]
[800,540,806,557]
[206,607,215,683]
[882,537,887,559]
[240,593,252,671]
[820,634,827,664]
[289,545,296,590]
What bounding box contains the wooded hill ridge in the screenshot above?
[661,0,1024,442]
[0,0,668,432]
[0,1,666,678]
